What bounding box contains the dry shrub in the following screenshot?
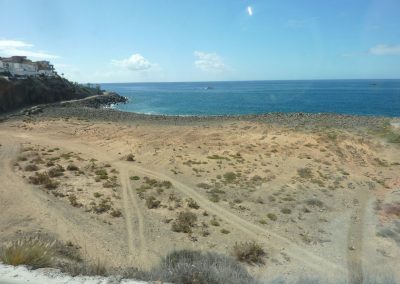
[92,199,112,213]
[48,165,65,177]
[126,154,135,161]
[384,203,400,216]
[297,167,313,179]
[232,241,266,265]
[144,250,258,284]
[172,211,197,233]
[186,198,200,209]
[29,172,58,189]
[0,237,55,269]
[67,164,79,171]
[110,208,122,217]
[24,164,39,171]
[146,196,161,209]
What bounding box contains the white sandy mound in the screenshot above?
[0,264,148,284]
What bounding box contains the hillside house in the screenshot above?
[0,56,55,77]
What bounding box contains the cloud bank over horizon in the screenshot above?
[194,51,227,73]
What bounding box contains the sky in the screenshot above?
[0,0,400,83]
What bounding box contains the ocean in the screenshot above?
[100,80,400,117]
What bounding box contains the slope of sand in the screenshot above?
[0,111,399,282]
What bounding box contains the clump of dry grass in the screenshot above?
[0,237,55,269]
[232,241,266,265]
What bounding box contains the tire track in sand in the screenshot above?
[124,162,346,274]
[119,167,148,266]
[346,191,369,284]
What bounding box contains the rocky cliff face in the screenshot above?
[0,76,101,113]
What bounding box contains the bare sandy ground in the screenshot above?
[0,264,148,284]
[1,114,399,282]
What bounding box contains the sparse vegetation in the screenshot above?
[281,208,292,214]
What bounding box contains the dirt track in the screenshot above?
[1,116,399,282]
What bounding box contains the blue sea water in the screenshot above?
[100,80,400,117]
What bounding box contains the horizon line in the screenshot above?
[94,78,400,85]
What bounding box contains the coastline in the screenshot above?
[38,105,396,130]
[1,91,398,130]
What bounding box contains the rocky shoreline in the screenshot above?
[2,91,398,130]
[39,106,396,130]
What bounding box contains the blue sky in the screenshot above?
[1,0,400,83]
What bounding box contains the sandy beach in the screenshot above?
[1,104,400,282]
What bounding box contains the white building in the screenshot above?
[0,56,55,77]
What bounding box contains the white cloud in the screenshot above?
[247,6,253,16]
[112,53,155,71]
[369,44,400,56]
[0,39,59,59]
[194,51,226,72]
